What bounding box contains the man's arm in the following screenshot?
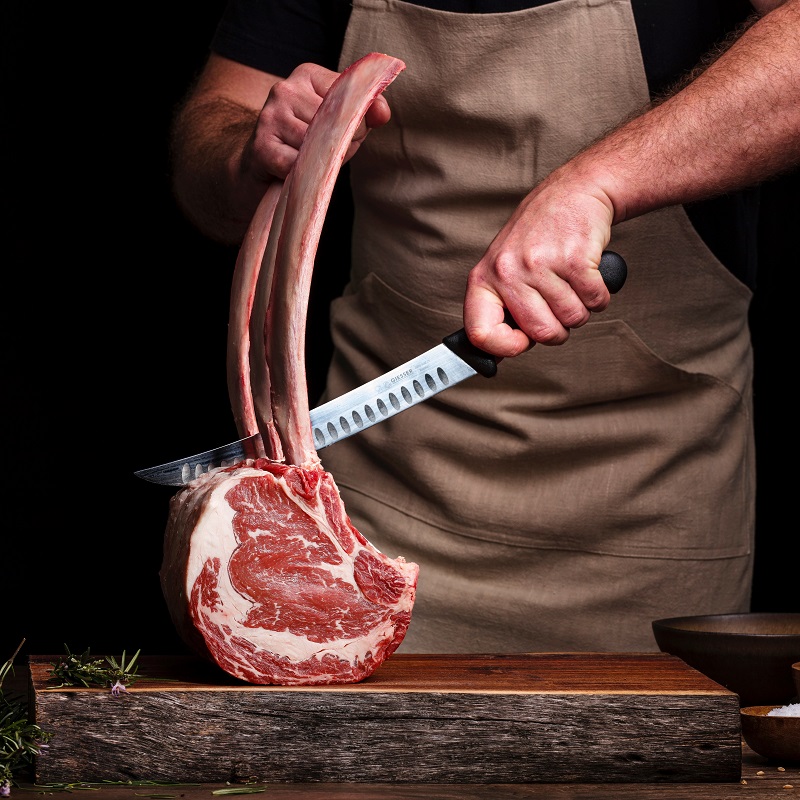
[170,54,390,245]
[464,0,800,357]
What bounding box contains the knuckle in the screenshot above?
[267,78,289,102]
[562,307,590,329]
[585,289,609,311]
[492,250,519,282]
[530,320,569,346]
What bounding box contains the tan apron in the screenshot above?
[321,0,755,652]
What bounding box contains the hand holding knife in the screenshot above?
[135,251,627,486]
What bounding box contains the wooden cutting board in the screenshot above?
[29,652,741,785]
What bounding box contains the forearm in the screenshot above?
[464,0,800,356]
[573,0,800,224]
[170,97,273,246]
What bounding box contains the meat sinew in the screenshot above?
[160,53,419,686]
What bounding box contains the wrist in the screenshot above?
[543,154,622,226]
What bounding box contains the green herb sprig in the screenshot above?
[49,646,142,696]
[1,641,54,792]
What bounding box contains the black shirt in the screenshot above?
[210,0,760,287]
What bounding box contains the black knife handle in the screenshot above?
[597,250,627,294]
[442,250,627,378]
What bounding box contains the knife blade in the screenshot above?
[135,250,627,486]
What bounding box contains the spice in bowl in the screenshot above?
[767,703,800,717]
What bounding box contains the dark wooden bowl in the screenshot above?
[740,705,800,763]
[652,613,800,707]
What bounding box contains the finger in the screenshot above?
[505,285,573,346]
[463,285,533,358]
[266,73,327,128]
[306,64,342,100]
[516,248,610,330]
[261,139,305,180]
[349,96,392,153]
[532,274,593,332]
[561,253,613,313]
[364,95,391,129]
[256,97,321,175]
[276,109,311,150]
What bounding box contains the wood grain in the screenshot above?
[29,653,741,785]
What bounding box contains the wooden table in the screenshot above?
[11,750,799,800]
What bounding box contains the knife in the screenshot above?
[135,250,627,486]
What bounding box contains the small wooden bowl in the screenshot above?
[740,705,800,763]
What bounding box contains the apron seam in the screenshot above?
[337,481,752,561]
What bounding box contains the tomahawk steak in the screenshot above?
[160,53,418,686]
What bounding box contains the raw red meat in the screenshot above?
[160,53,419,686]
[226,180,282,458]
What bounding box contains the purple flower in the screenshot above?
[1,779,11,797]
[110,680,128,697]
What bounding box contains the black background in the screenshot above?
[3,1,797,661]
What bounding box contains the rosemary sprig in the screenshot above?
[48,647,142,695]
[1,641,54,794]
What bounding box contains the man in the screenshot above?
[169,0,800,652]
